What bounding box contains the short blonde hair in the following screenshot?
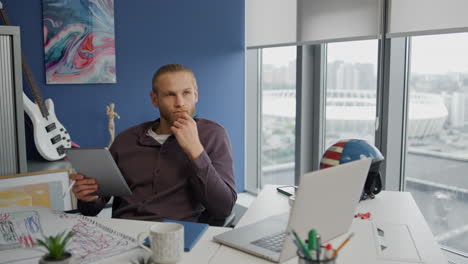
[151,64,198,93]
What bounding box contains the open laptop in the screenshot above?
[213,158,372,263]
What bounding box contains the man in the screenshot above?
[71,64,237,222]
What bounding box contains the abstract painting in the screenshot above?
[42,0,116,84]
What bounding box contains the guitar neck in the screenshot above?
[0,8,49,119]
[22,59,49,118]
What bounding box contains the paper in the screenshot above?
[0,206,137,264]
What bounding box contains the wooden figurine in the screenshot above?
[106,103,120,148]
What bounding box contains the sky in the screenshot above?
[261,32,468,75]
[411,33,468,74]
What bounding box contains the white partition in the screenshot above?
[0,26,26,176]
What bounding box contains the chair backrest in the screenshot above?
[198,209,236,227]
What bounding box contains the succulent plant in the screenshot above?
[132,256,153,264]
[37,231,74,260]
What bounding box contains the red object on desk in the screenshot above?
[354,212,371,219]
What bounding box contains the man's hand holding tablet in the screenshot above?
[70,173,100,202]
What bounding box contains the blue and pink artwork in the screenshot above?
[42,0,116,84]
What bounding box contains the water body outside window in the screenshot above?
[406,33,468,256]
[260,46,296,187]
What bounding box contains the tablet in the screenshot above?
[65,148,132,197]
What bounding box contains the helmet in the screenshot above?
[320,139,384,200]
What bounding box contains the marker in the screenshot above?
[308,229,317,250]
[332,232,354,258]
[63,180,76,198]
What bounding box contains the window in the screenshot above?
[325,40,379,149]
[260,46,297,187]
[244,11,468,264]
[405,33,468,257]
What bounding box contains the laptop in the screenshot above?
[213,158,372,263]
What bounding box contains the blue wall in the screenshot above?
[2,0,245,192]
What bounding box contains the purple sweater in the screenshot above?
[78,118,237,222]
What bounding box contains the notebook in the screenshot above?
[144,219,209,252]
[0,206,137,264]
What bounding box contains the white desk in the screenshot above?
[91,218,229,264]
[91,185,447,264]
[209,185,448,264]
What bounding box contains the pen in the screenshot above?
[331,232,354,258]
[289,233,309,259]
[291,230,313,259]
[63,180,76,198]
[316,235,321,261]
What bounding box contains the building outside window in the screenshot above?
[405,33,468,256]
[325,40,379,149]
[260,46,296,187]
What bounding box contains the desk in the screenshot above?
[209,185,448,264]
[88,185,447,264]
[90,218,229,264]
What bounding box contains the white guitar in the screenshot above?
[22,92,72,161]
[0,7,72,161]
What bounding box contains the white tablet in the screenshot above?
[65,148,132,197]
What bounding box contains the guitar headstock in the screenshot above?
[0,5,8,25]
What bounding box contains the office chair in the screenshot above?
[198,209,236,227]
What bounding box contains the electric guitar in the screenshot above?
[1,7,72,161]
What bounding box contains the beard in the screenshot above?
[159,105,196,126]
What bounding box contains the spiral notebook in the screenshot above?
[144,219,208,252]
[0,206,138,264]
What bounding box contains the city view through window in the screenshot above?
[261,46,296,187]
[259,36,468,256]
[405,33,468,255]
[260,41,380,186]
[325,40,378,148]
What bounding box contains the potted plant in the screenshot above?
[37,231,75,264]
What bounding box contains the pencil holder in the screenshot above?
[297,250,337,264]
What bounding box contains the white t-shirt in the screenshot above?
[147,128,171,145]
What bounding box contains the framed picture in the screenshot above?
[42,0,116,84]
[0,169,73,211]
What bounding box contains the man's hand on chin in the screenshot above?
[171,112,204,160]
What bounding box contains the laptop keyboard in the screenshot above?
[251,232,286,252]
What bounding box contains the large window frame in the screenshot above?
[403,35,468,262]
[245,37,467,264]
